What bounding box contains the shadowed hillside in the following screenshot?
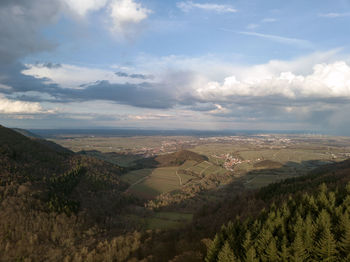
[193,159,350,261]
[0,125,140,261]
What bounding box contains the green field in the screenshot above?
[186,161,212,176]
[121,169,152,184]
[125,211,193,230]
[145,212,193,230]
[122,164,198,199]
[51,134,350,202]
[245,175,281,189]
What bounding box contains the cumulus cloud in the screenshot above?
[196,61,350,101]
[109,0,152,38]
[177,1,237,13]
[0,95,47,114]
[4,41,350,133]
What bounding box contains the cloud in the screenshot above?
[128,113,175,120]
[0,84,11,90]
[196,61,350,101]
[262,18,277,23]
[0,0,152,68]
[63,0,108,16]
[20,61,197,108]
[4,45,350,133]
[0,0,62,64]
[115,71,154,80]
[319,12,350,18]
[22,63,153,89]
[58,80,177,108]
[237,31,312,48]
[108,0,152,38]
[0,95,49,114]
[177,1,237,13]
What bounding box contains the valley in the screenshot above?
[47,132,350,231]
[2,126,350,261]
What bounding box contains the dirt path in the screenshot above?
[175,171,182,186]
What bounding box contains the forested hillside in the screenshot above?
[204,160,350,261]
[0,125,137,261]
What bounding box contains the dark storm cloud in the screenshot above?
[0,63,182,108]
[0,0,62,65]
[58,80,178,109]
[0,63,60,95]
[115,71,154,80]
[0,61,197,109]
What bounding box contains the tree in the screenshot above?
[243,231,258,262]
[206,234,222,262]
[217,241,236,262]
[339,212,350,256]
[265,238,279,262]
[290,229,307,262]
[314,227,338,261]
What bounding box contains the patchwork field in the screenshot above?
[122,166,195,199]
[50,134,350,201]
[121,159,228,199]
[43,133,350,231]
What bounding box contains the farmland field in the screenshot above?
[50,133,350,202]
[122,165,198,199]
[43,133,350,230]
[121,169,152,184]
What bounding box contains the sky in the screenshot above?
[1,0,350,134]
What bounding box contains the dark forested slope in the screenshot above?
[0,125,137,261]
[203,159,350,261]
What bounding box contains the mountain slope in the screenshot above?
[0,125,136,261]
[201,159,350,261]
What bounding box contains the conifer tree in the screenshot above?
[339,212,350,256]
[206,234,222,262]
[317,183,329,209]
[314,226,338,261]
[256,228,273,259]
[265,238,279,262]
[217,241,236,262]
[279,236,289,262]
[303,213,315,259]
[290,229,307,262]
[243,231,258,262]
